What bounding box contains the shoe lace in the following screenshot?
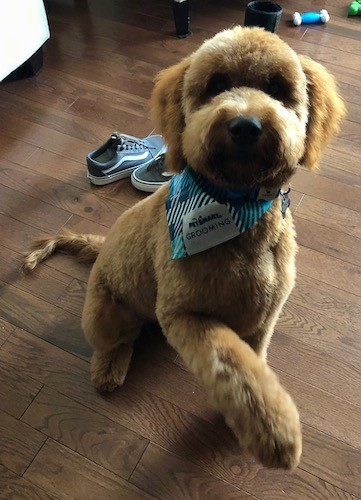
[110,133,153,152]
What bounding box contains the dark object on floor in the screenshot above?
[244,1,283,32]
[172,0,191,38]
[4,48,43,82]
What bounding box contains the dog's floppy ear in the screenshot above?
[299,56,346,170]
[150,57,191,172]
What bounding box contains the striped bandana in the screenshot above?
[166,167,280,259]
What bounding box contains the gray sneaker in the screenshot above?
[131,154,173,193]
[87,133,166,185]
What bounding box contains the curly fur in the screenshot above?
[23,231,104,272]
[24,27,345,469]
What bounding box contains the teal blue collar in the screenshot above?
[166,167,281,259]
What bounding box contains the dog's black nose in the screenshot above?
[228,116,262,143]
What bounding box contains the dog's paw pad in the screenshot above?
[255,430,302,470]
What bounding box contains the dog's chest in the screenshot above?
[207,254,279,327]
[182,233,296,335]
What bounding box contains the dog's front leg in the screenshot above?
[160,313,302,469]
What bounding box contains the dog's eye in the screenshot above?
[268,83,282,98]
[266,78,288,101]
[207,74,232,96]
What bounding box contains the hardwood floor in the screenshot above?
[0,0,360,498]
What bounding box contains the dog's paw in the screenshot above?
[228,399,302,469]
[91,369,124,393]
[249,408,302,470]
[226,375,302,470]
[90,347,130,393]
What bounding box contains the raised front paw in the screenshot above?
[250,404,302,470]
[227,379,302,469]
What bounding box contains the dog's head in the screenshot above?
[151,27,345,189]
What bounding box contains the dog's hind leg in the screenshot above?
[159,312,302,470]
[82,274,144,393]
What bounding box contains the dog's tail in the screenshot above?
[23,231,105,273]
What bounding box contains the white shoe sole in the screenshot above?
[130,174,167,193]
[87,165,138,185]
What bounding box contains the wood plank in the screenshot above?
[0,357,42,419]
[280,371,361,451]
[292,168,361,213]
[49,1,168,36]
[301,426,361,498]
[337,119,361,149]
[22,139,146,210]
[338,80,361,107]
[0,73,81,112]
[295,217,361,267]
[47,14,202,69]
[0,409,46,475]
[0,2,360,498]
[44,42,162,105]
[0,464,56,500]
[296,246,361,297]
[0,329,90,388]
[0,133,38,164]
[0,212,91,284]
[0,91,113,150]
[5,63,150,130]
[278,301,361,371]
[128,339,213,423]
[22,386,149,479]
[56,278,86,317]
[0,318,15,347]
[0,213,45,254]
[2,329,359,499]
[174,341,361,471]
[345,102,361,125]
[0,158,126,228]
[23,146,89,190]
[40,215,110,284]
[0,115,94,164]
[130,443,255,499]
[301,27,361,56]
[42,382,360,500]
[289,190,303,214]
[269,330,361,407]
[0,282,91,359]
[279,0,357,18]
[289,273,361,331]
[318,148,361,187]
[67,94,154,138]
[286,36,361,72]
[24,439,154,500]
[296,195,361,239]
[0,244,73,306]
[317,137,361,169]
[320,60,361,91]
[40,252,92,285]
[302,18,361,42]
[0,184,72,233]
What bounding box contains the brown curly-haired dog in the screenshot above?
[24,27,345,469]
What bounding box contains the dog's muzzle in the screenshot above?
[228,116,263,144]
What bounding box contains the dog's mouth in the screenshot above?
[206,127,287,189]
